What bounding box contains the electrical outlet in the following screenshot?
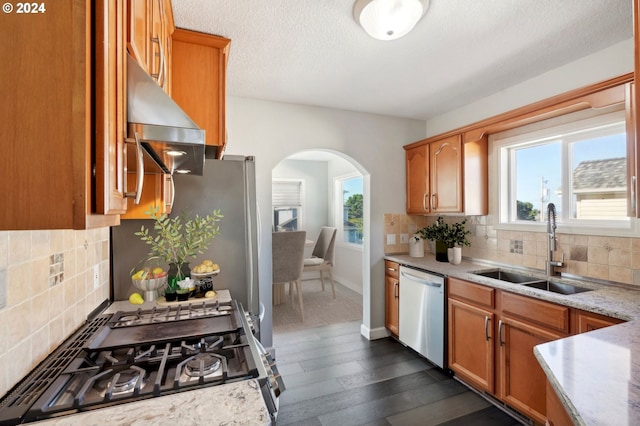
[400,233,409,244]
[93,265,100,289]
[386,234,396,245]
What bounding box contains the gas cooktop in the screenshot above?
[0,299,281,425]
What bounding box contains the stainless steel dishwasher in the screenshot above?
[399,265,446,368]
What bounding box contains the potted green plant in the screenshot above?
[135,206,223,298]
[417,217,470,263]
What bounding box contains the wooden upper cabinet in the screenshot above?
[127,0,173,93]
[406,145,429,213]
[95,0,128,216]
[0,0,121,230]
[171,29,231,156]
[405,134,481,215]
[127,0,149,71]
[430,135,462,213]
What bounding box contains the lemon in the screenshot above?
[129,293,144,304]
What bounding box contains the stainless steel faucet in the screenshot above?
[546,203,563,276]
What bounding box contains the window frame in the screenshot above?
[491,109,638,237]
[333,172,364,248]
[272,178,304,232]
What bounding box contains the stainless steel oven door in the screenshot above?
[251,334,284,421]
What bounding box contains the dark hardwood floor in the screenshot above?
[273,321,525,426]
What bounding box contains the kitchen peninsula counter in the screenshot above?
[385,254,640,426]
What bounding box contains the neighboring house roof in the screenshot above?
[572,158,626,192]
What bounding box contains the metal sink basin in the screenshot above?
[472,269,538,284]
[522,280,593,295]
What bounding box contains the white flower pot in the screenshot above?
[448,247,462,265]
[409,236,424,257]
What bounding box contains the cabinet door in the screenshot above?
[127,0,150,71]
[572,309,624,334]
[95,0,127,215]
[546,380,574,426]
[448,299,495,393]
[406,145,429,213]
[430,135,462,213]
[385,276,399,336]
[171,29,230,155]
[498,316,566,424]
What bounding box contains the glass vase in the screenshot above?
[168,262,191,291]
[435,240,449,262]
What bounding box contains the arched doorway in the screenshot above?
[271,149,370,332]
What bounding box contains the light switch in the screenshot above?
[386,234,396,245]
[400,233,409,244]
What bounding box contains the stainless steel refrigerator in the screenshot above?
[110,155,260,320]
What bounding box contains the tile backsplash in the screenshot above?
[0,228,110,397]
[384,213,640,287]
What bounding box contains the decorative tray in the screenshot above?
[156,289,231,306]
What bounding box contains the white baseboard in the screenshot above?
[360,324,390,341]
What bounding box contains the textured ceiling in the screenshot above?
[172,0,632,121]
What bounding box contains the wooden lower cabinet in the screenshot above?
[448,278,571,425]
[545,380,575,426]
[571,309,624,334]
[448,298,494,393]
[384,261,400,336]
[498,316,566,424]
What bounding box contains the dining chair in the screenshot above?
[303,227,337,298]
[272,230,307,322]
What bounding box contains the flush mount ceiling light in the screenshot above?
[354,0,429,41]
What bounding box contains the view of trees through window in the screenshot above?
[341,176,363,244]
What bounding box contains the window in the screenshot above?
[272,179,303,231]
[494,109,631,233]
[335,174,363,245]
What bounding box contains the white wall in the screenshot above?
[426,39,634,137]
[224,98,426,347]
[272,159,328,238]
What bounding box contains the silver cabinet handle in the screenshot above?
[394,281,399,298]
[498,320,504,347]
[124,132,144,204]
[431,193,437,211]
[423,193,429,211]
[150,35,165,88]
[484,316,490,342]
[386,267,397,272]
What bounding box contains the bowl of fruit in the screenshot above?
[131,262,168,302]
[191,259,220,278]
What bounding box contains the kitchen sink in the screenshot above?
[472,269,538,284]
[522,280,593,295]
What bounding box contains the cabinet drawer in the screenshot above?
[385,260,400,279]
[448,277,495,309]
[501,291,569,334]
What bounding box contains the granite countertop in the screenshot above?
[33,380,271,426]
[385,254,640,426]
[33,298,272,425]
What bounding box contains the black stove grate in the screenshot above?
[0,315,110,424]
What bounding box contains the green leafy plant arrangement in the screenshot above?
[135,206,223,287]
[417,216,471,248]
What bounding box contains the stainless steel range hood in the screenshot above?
[127,54,205,176]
